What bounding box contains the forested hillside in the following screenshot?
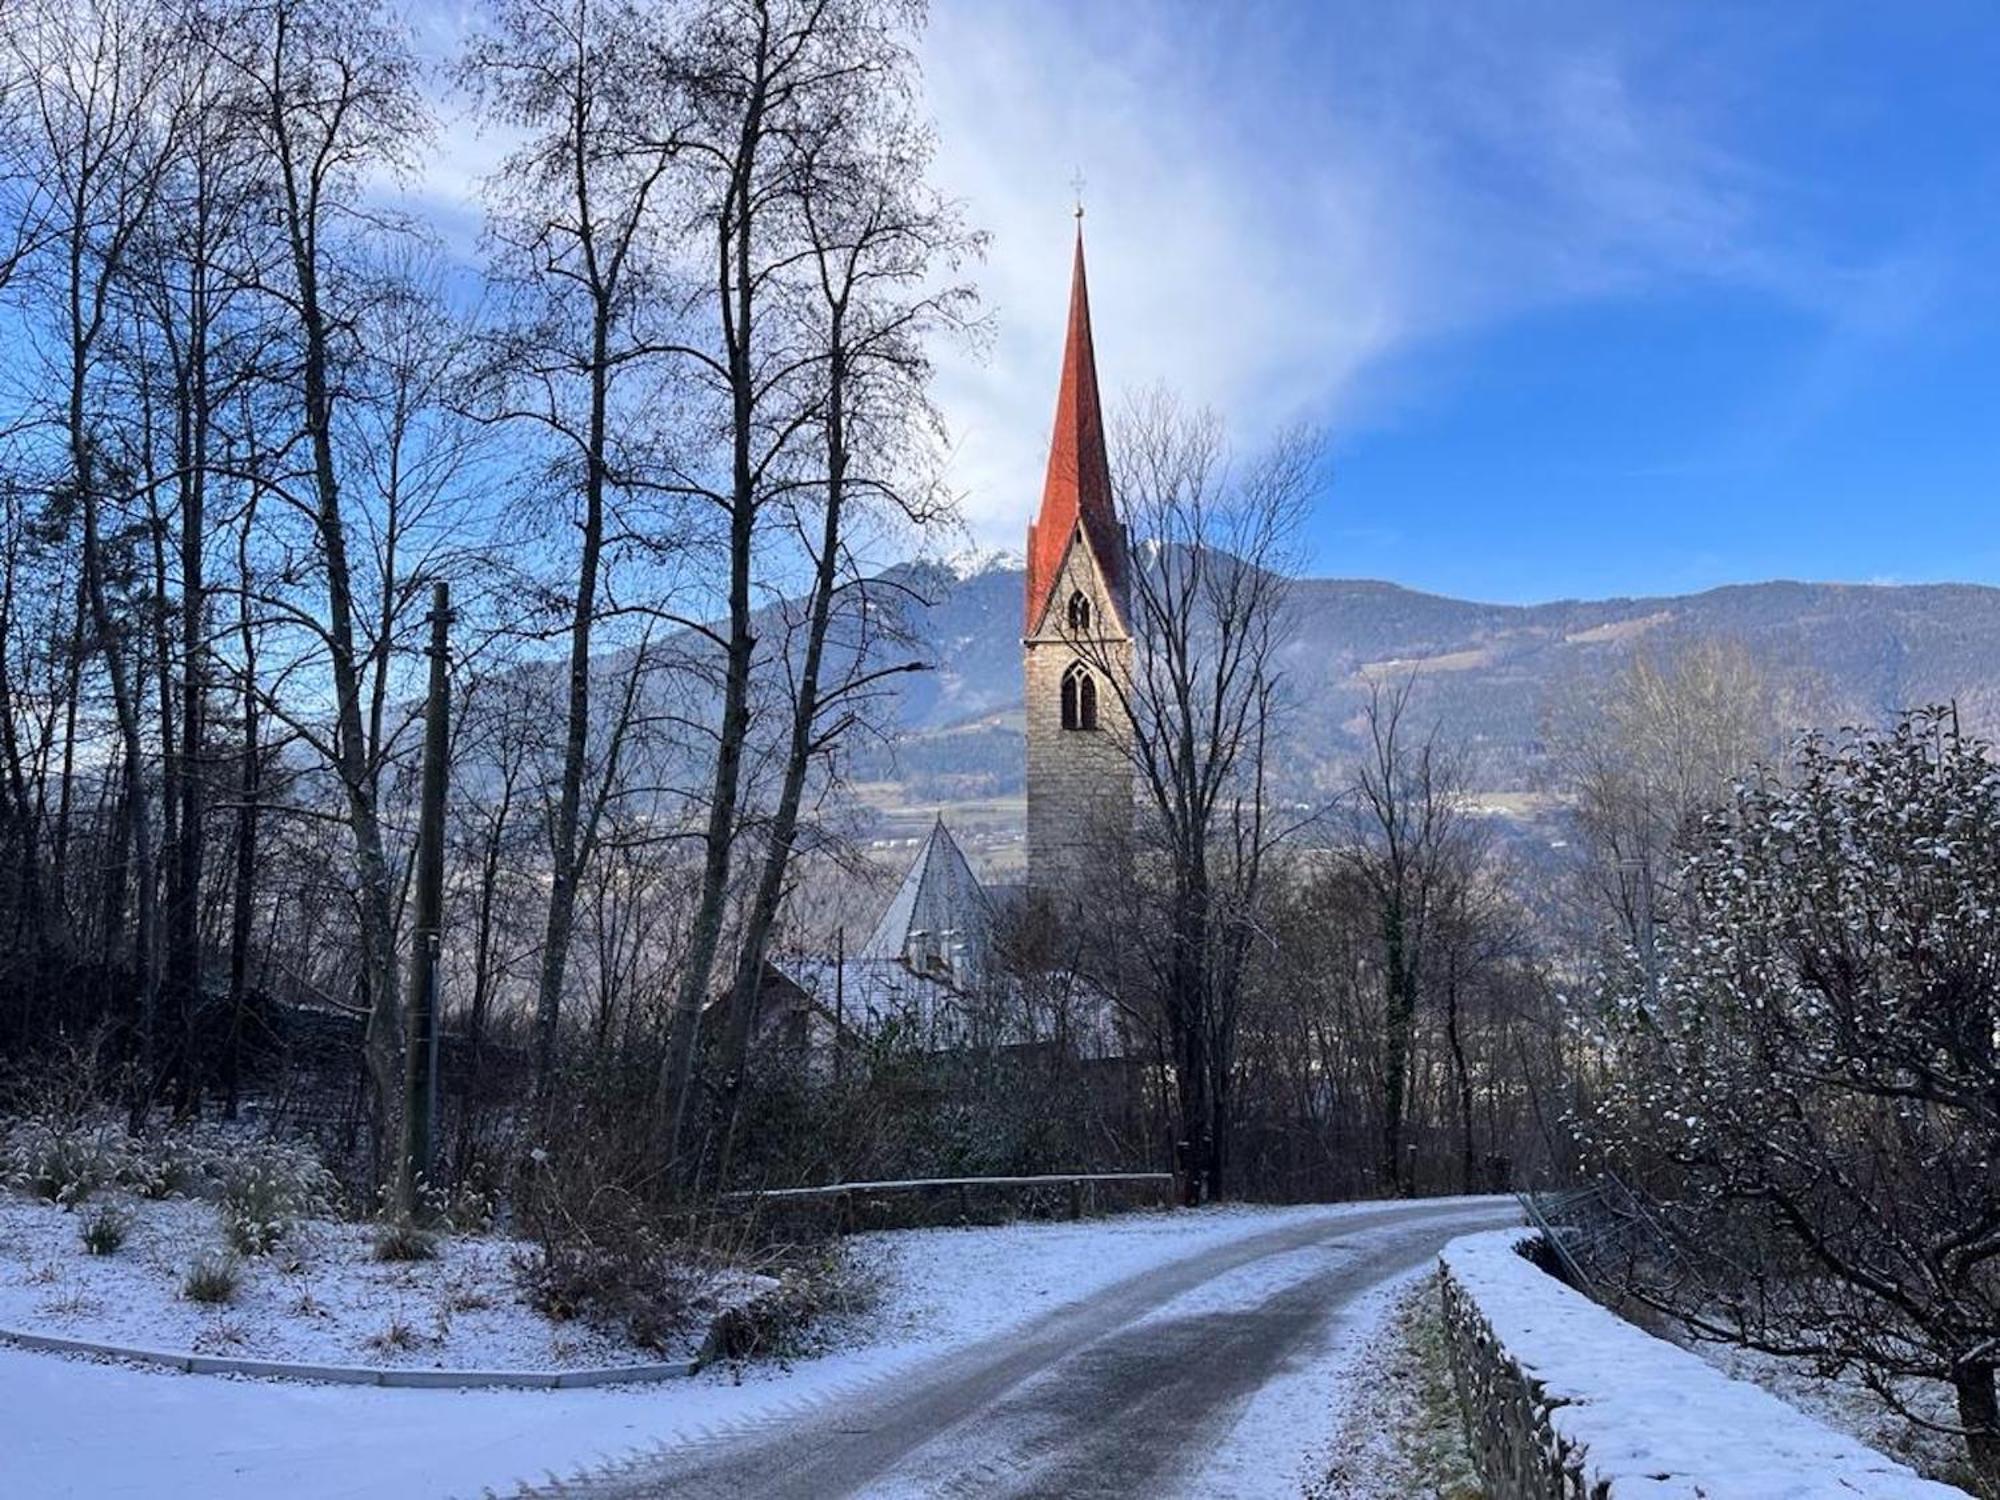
[849,564,2000,806]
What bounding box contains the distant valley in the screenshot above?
[846,563,2000,872]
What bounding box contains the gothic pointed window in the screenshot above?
[1061,662,1098,731]
[1066,590,1092,633]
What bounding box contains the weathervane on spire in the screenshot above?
[1070,168,1086,222]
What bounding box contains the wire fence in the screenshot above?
[1518,1172,1714,1311]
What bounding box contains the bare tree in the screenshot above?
[462,0,688,1101]
[1343,676,1475,1196]
[124,9,273,1099]
[655,0,940,1170]
[221,0,427,1175]
[705,86,978,1173]
[8,0,186,1123]
[1073,391,1315,1203]
[1546,636,1781,959]
[0,35,50,299]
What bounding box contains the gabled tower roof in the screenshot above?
[1025,228,1127,632]
[859,817,990,975]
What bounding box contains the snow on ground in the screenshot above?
[0,1199,1449,1500]
[1440,1229,1967,1499]
[0,1189,667,1370]
[1697,1339,1972,1492]
[1189,1259,1431,1498]
[1306,1271,1481,1500]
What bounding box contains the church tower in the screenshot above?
[1024,227,1134,898]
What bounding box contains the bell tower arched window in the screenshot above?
[1060,663,1098,731]
[1066,590,1092,633]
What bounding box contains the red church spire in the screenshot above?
[1025,226,1126,631]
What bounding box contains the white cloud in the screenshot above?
[389,1,1821,561]
[919,0,1771,550]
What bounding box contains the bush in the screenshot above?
[378,1174,493,1236]
[122,1134,222,1201]
[515,1235,703,1353]
[182,1252,241,1305]
[372,1219,438,1263]
[216,1142,337,1256]
[699,1243,880,1364]
[2,1119,129,1208]
[511,1124,706,1352]
[366,1311,425,1353]
[78,1205,129,1256]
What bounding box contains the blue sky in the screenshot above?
[911,0,2000,602]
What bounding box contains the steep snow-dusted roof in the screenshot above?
[776,956,1132,1061]
[859,817,991,974]
[1024,228,1127,634]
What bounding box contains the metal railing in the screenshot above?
[720,1171,1175,1226]
[1519,1174,1714,1312]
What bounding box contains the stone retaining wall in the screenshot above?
[1438,1247,1597,1499]
[1436,1229,1965,1500]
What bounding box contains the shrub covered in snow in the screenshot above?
[3,1118,344,1258]
[214,1142,339,1256]
[1583,708,2000,1489]
[78,1203,129,1255]
[698,1243,879,1364]
[2,1118,132,1207]
[372,1219,439,1263]
[515,1232,706,1352]
[181,1251,242,1305]
[124,1133,223,1201]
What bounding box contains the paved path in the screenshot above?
[544,1198,1519,1499]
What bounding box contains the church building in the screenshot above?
[752,227,1137,1061]
[1022,227,1136,897]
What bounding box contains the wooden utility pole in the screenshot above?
[398,582,451,1217]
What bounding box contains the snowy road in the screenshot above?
[1,1196,1515,1498]
[541,1198,1519,1499]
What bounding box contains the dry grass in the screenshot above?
[1310,1274,1486,1500]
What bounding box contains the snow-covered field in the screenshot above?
[0,1199,1446,1499]
[1698,1340,1972,1492]
[0,1189,666,1370]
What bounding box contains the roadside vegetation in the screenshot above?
[4,0,1992,1481]
[1311,1275,1484,1500]
[0,1072,874,1369]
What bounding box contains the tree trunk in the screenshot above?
[222,665,259,1122]
[52,575,85,927]
[1380,901,1415,1197]
[0,543,49,1000]
[659,129,767,1169]
[68,304,158,1127]
[711,323,850,1182]
[1954,1362,2000,1489]
[1445,951,1476,1194]
[531,288,610,1104]
[171,303,210,1103]
[280,161,400,1181]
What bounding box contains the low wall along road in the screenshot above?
[1437,1229,1964,1500]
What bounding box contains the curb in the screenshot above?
[0,1325,699,1388]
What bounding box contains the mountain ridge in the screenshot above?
[852,566,2000,809]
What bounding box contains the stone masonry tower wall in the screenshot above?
[1023,229,1134,900]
